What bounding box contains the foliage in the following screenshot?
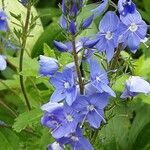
[0,0,150,150]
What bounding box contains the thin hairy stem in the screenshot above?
[0,99,18,117]
[71,36,84,94]
[19,4,32,110]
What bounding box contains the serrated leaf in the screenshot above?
[43,43,56,58]
[58,52,73,67]
[13,109,42,132]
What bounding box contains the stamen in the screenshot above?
[129,23,138,32]
[105,31,113,40]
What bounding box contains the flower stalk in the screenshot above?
[19,3,32,110]
[72,35,84,94]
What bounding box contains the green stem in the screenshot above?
[91,129,99,144]
[1,0,4,10]
[19,4,32,110]
[71,36,84,94]
[110,44,122,70]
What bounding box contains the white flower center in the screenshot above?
[64,82,70,89]
[105,31,113,40]
[71,136,79,142]
[96,76,101,82]
[87,105,94,111]
[129,23,138,32]
[66,115,74,122]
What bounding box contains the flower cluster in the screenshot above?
[39,0,150,149]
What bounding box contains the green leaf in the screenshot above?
[58,52,73,68]
[31,21,65,58]
[128,102,150,149]
[20,57,39,77]
[132,122,150,150]
[96,102,131,150]
[43,43,56,58]
[0,76,19,91]
[0,0,43,51]
[0,128,20,150]
[13,109,42,132]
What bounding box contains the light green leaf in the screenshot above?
[43,43,56,58]
[0,0,43,51]
[58,52,73,67]
[13,109,42,132]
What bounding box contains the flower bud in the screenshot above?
[81,14,94,29]
[0,55,7,71]
[39,55,58,76]
[60,15,67,29]
[53,41,68,52]
[69,21,76,35]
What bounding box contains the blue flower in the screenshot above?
[0,55,7,71]
[96,11,120,62]
[39,55,58,76]
[51,104,81,139]
[0,10,8,32]
[50,68,77,106]
[118,0,136,16]
[121,76,150,99]
[57,128,94,150]
[119,11,147,53]
[91,0,108,17]
[41,103,82,140]
[41,102,64,129]
[89,59,116,97]
[19,0,28,6]
[72,93,109,128]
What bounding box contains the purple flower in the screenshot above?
[41,103,81,139]
[81,15,94,29]
[39,55,58,76]
[91,0,108,17]
[57,128,94,150]
[50,68,77,106]
[121,76,150,99]
[72,93,109,128]
[96,11,120,62]
[89,59,116,97]
[53,41,68,52]
[0,10,8,31]
[41,102,64,129]
[119,11,147,53]
[52,104,81,139]
[118,0,136,16]
[0,55,7,71]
